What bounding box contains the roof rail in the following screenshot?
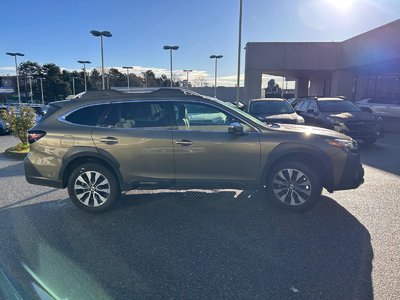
[71,89,125,100]
[69,87,214,100]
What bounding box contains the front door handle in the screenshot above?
[100,137,119,145]
[175,139,193,146]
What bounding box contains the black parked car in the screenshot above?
[246,98,305,124]
[293,97,384,144]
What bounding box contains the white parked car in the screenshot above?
[356,97,400,119]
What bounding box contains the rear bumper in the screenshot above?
[24,157,64,188]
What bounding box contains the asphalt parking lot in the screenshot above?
[0,134,399,299]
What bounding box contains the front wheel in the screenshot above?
[67,163,121,213]
[266,161,322,212]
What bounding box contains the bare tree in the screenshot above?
[195,75,209,87]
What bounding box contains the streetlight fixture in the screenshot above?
[183,69,193,90]
[236,0,243,106]
[210,55,223,98]
[6,52,24,104]
[37,77,45,105]
[77,60,91,92]
[163,45,179,87]
[90,30,112,90]
[122,66,133,92]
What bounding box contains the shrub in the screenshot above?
[0,106,36,145]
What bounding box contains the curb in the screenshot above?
[4,150,27,160]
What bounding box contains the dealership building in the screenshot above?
[244,19,400,102]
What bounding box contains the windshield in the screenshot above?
[216,99,269,128]
[250,101,294,114]
[319,101,361,112]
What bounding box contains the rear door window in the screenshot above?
[100,101,172,129]
[65,104,109,126]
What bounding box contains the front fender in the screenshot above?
[259,142,335,192]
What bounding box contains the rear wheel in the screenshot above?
[266,161,322,212]
[67,163,120,213]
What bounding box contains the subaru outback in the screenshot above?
[25,89,364,213]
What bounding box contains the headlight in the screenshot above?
[326,117,342,124]
[326,138,358,153]
[296,116,305,124]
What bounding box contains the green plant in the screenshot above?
[0,106,36,145]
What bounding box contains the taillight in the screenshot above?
[28,131,46,144]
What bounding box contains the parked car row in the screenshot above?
[0,105,11,134]
[246,97,384,144]
[0,104,47,135]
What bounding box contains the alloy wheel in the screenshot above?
[74,171,111,207]
[272,168,312,206]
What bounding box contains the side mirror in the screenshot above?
[360,106,373,113]
[228,122,244,134]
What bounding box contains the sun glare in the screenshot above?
[325,0,355,11]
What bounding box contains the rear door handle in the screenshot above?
[100,137,119,145]
[175,139,193,146]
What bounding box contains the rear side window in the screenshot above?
[308,101,318,112]
[65,104,109,126]
[296,100,310,111]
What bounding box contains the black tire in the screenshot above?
[67,163,121,213]
[266,161,322,212]
[363,138,377,145]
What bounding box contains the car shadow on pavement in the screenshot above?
[0,191,373,299]
[0,161,24,178]
[359,143,400,176]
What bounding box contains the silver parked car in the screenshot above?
[356,97,400,119]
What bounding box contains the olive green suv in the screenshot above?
[24,89,364,213]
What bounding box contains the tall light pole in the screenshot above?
[122,66,133,92]
[183,69,192,90]
[163,45,179,87]
[28,75,33,102]
[90,30,112,90]
[72,77,78,95]
[210,55,223,98]
[6,52,24,104]
[236,0,243,106]
[77,60,91,92]
[37,77,45,105]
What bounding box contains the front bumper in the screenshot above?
[333,122,384,140]
[24,156,64,188]
[342,130,384,140]
[333,154,365,191]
